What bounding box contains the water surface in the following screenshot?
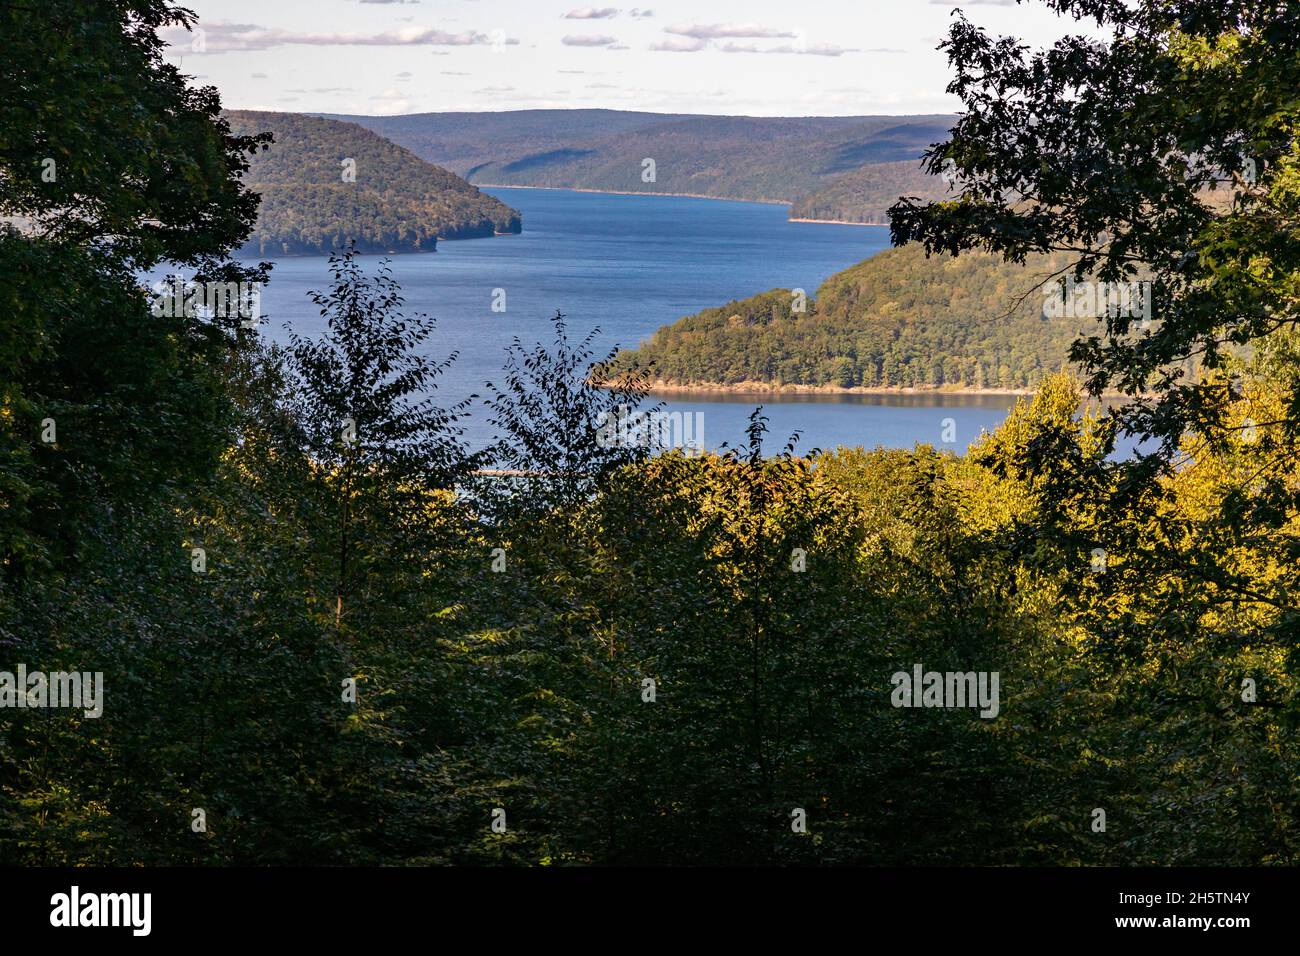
[251,187,1027,453]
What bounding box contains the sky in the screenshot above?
[161,0,1099,117]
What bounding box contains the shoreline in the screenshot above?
[788,217,884,227]
[476,182,792,208]
[637,380,1138,400]
[642,381,1034,397]
[477,184,883,226]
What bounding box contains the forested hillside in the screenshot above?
[333,109,949,221]
[226,111,522,256]
[3,0,1297,876]
[321,109,696,178]
[790,159,950,223]
[616,246,1092,390]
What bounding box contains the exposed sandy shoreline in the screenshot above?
[633,380,1138,400]
[641,380,1035,396]
[788,217,883,227]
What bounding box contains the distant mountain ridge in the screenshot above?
[323,109,955,223]
[226,111,522,256]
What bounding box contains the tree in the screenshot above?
[472,312,659,524]
[888,0,1300,681]
[0,0,271,575]
[889,0,1300,494]
[284,247,472,625]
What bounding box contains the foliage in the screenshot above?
[0,0,269,574]
[1,0,1295,869]
[226,111,522,256]
[614,246,1095,389]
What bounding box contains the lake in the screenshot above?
[251,186,1021,454]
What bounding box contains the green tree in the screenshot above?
[284,247,472,625]
[0,0,270,574]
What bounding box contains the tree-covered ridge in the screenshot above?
[225,110,522,256]
[615,245,1094,390]
[322,108,698,178]
[334,109,951,223]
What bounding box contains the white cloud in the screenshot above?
[562,34,620,47]
[720,41,860,56]
[665,22,796,40]
[564,7,619,18]
[160,20,516,52]
[649,35,709,52]
[368,89,414,114]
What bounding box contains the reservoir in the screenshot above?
[253,186,1038,454]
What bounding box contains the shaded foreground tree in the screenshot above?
[1,0,271,575]
[889,0,1299,833]
[284,247,472,626]
[890,0,1300,623]
[893,0,1300,452]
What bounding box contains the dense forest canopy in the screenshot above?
[615,245,1104,390]
[0,0,1295,871]
[226,110,522,256]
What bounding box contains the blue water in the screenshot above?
[249,187,1018,454]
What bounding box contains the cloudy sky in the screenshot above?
[162,0,1096,117]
